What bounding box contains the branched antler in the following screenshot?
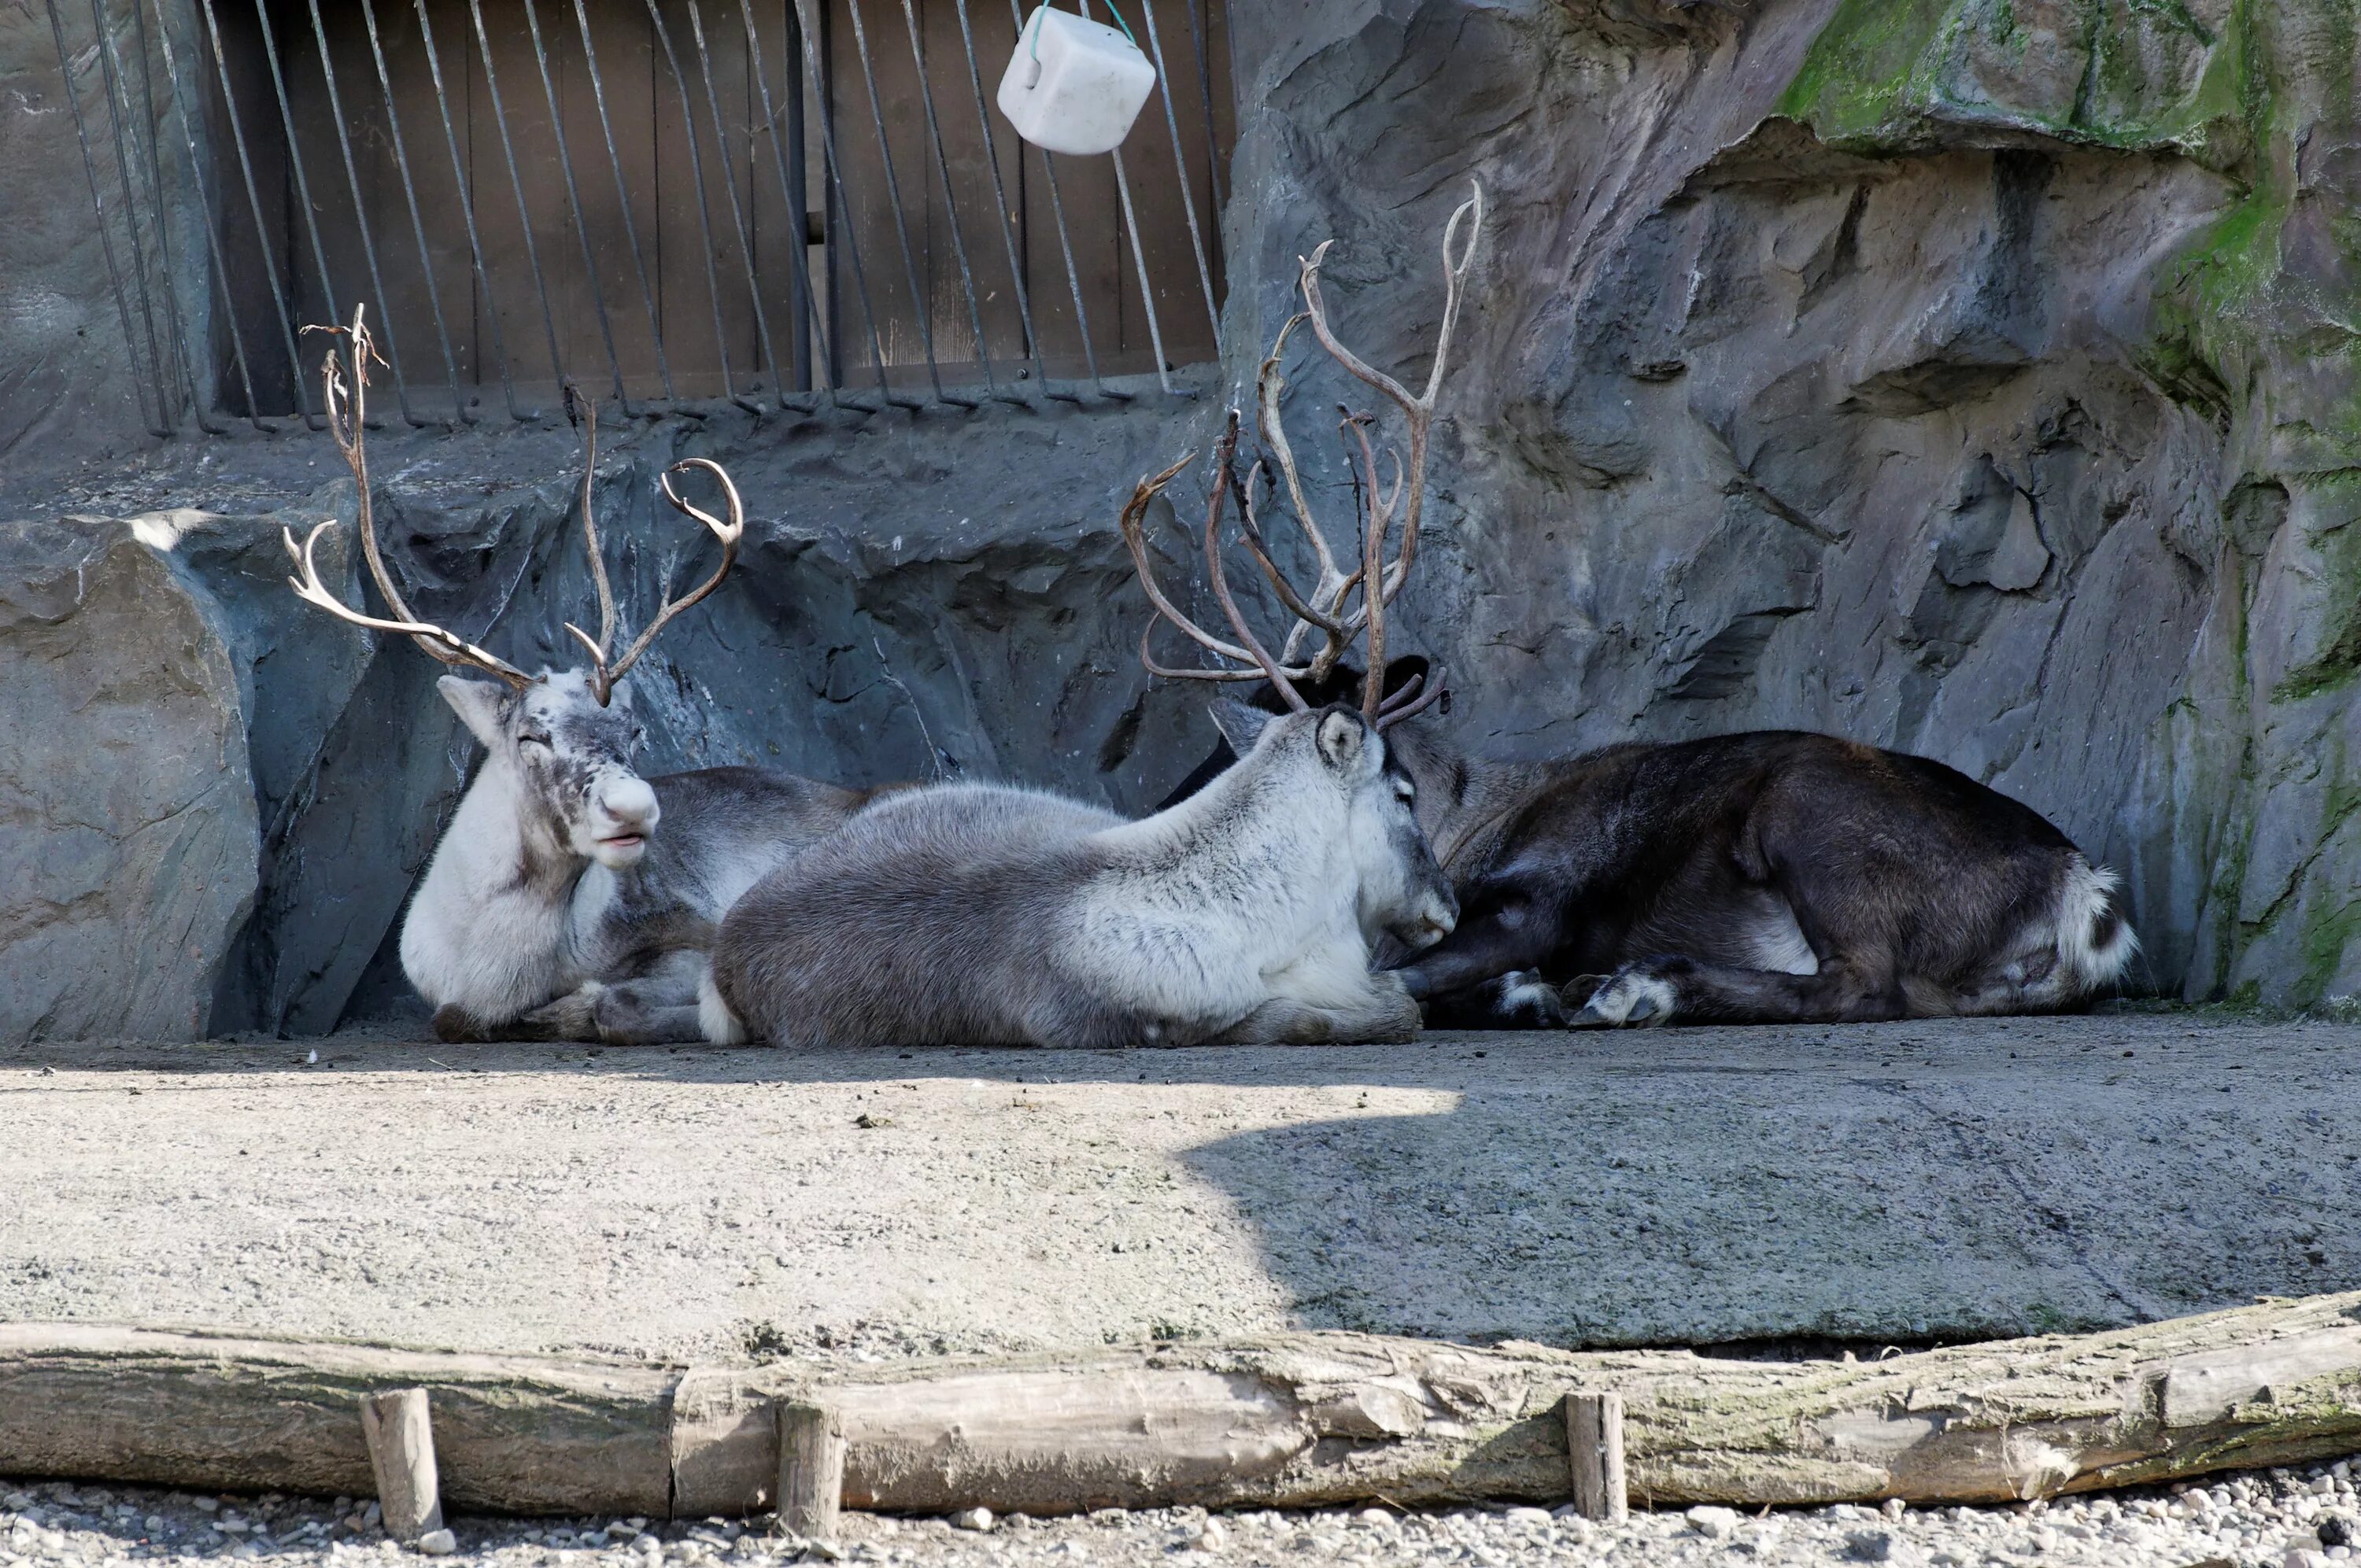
[565,456,746,705]
[290,304,534,690]
[1121,183,1482,729]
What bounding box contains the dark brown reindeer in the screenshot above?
[1154,191,2138,1029]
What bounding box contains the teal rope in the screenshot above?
[1028,0,1140,61]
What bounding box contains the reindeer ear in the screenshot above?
[1208,699,1274,757]
[1316,709,1368,773]
[437,675,509,750]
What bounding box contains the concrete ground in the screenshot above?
[2,1010,2355,1362]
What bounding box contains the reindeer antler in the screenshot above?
[288,304,534,691]
[1121,183,1481,730]
[564,456,745,704]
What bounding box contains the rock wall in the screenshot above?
[6,0,2361,1037]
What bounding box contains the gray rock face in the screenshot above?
[8,0,2361,1035]
[0,516,256,1040]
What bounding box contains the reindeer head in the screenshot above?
[1210,699,1457,954]
[282,307,742,873]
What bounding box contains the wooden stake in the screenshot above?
[1563,1391,1627,1522]
[775,1399,845,1542]
[359,1388,444,1544]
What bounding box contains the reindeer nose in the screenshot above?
[600,776,659,830]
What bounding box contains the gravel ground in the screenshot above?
[9,1459,2361,1568]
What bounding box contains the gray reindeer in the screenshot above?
[284,309,881,1044]
[703,409,1459,1050]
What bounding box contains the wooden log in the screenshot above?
[776,1401,846,1542]
[1564,1392,1626,1523]
[359,1389,445,1544]
[4,1297,2361,1518]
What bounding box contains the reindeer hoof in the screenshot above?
[1489,970,1569,1028]
[1567,968,1677,1028]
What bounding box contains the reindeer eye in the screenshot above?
[519,732,552,751]
[1394,778,1416,802]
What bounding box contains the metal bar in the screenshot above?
[733,0,851,402]
[784,0,811,393]
[81,0,176,428]
[464,0,572,400]
[896,0,1014,403]
[567,0,675,402]
[516,0,633,409]
[1180,0,1221,213]
[304,0,430,425]
[360,0,470,422]
[45,0,164,436]
[1001,0,1110,397]
[765,0,907,408]
[676,0,789,400]
[1080,0,1172,394]
[948,0,1063,400]
[818,0,841,391]
[1138,0,1218,342]
[195,0,317,425]
[252,0,347,399]
[144,0,268,429]
[412,0,526,419]
[841,0,963,404]
[122,0,219,430]
[644,0,749,409]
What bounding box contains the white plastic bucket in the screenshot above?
[996,6,1156,157]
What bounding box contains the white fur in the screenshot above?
[2055,858,2139,991]
[1068,714,1446,1033]
[400,754,585,1019]
[1746,899,1821,976]
[698,966,747,1046]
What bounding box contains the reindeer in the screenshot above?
[702,409,1458,1051]
[1158,191,2140,1029]
[283,308,881,1045]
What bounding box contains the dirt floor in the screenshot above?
[2,1010,2356,1362]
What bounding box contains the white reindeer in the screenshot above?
[284,309,878,1044]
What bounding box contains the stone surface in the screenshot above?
[12,0,2361,1031]
[0,516,256,1042]
[1,1013,2355,1357]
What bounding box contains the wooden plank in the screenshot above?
[1563,1391,1626,1523]
[776,1400,848,1542]
[359,1389,445,1544]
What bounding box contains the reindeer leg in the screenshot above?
[1568,955,1908,1028]
[1388,887,1568,1028]
[1206,977,1424,1046]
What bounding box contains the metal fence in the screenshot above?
[45,0,1232,432]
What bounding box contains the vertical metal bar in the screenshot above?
[818,0,843,391]
[567,0,675,401]
[515,0,633,408]
[1138,0,1217,342]
[252,0,347,392]
[195,0,317,424]
[463,0,570,400]
[677,0,790,401]
[840,0,963,404]
[412,0,525,419]
[948,0,1062,400]
[730,0,837,400]
[303,0,430,424]
[1081,0,1171,393]
[645,0,750,409]
[360,0,469,422]
[1002,0,1110,397]
[759,0,906,408]
[1180,0,1221,213]
[145,0,268,429]
[46,0,167,436]
[896,0,1012,403]
[783,0,811,393]
[82,0,176,427]
[121,0,220,429]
